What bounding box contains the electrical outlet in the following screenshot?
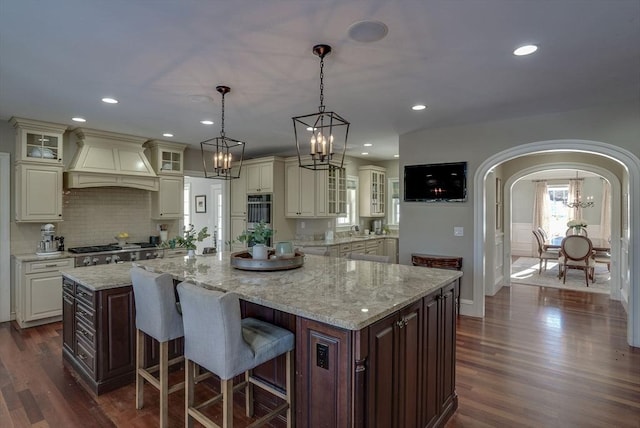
[316,343,329,369]
[454,227,464,237]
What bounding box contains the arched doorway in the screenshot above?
[472,140,639,347]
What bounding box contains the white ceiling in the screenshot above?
[1,1,639,161]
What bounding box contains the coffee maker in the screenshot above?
[371,219,383,235]
[37,223,61,255]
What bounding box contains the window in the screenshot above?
[388,178,400,226]
[183,182,191,228]
[337,176,358,227]
[547,185,569,237]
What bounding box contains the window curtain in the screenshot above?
[600,179,611,241]
[532,181,548,254]
[568,178,584,220]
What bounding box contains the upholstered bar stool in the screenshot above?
[177,282,295,428]
[130,267,185,428]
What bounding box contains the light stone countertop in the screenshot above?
[13,252,73,262]
[60,252,461,330]
[294,235,397,247]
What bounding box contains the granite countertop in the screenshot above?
[60,251,460,330]
[13,252,73,262]
[294,234,398,247]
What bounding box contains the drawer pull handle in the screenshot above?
[45,264,57,268]
[78,353,86,360]
[77,310,88,316]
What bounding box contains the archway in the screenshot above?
[472,140,639,347]
[503,163,621,300]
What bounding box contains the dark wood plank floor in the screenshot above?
[1,284,639,427]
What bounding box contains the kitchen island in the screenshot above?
[61,252,461,427]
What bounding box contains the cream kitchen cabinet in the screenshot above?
[145,140,186,175]
[151,176,183,219]
[11,117,66,164]
[285,161,315,217]
[230,216,248,251]
[230,166,247,216]
[359,165,386,217]
[315,168,346,217]
[15,163,64,222]
[13,256,73,328]
[246,161,273,193]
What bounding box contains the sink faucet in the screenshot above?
[349,225,359,236]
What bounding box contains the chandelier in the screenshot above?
[564,172,594,208]
[292,44,349,171]
[201,85,245,180]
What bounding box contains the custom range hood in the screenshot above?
[65,128,159,191]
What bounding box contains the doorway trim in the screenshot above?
[472,140,639,347]
[503,162,621,300]
[1,153,11,322]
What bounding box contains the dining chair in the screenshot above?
[558,235,596,286]
[565,227,588,237]
[537,226,549,242]
[177,282,295,428]
[130,267,184,428]
[532,230,558,274]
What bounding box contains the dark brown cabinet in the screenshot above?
[62,278,136,395]
[368,299,423,428]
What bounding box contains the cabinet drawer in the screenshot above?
[75,318,96,348]
[351,242,366,252]
[62,278,75,295]
[75,301,96,327]
[75,285,95,307]
[365,240,379,250]
[339,244,351,253]
[75,336,96,376]
[26,258,72,274]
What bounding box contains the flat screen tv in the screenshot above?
[404,162,467,202]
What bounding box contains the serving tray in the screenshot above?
[230,250,304,271]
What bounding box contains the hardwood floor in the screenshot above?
[1,284,639,427]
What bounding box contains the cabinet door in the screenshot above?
[230,168,247,216]
[368,312,398,428]
[15,164,63,221]
[24,271,63,321]
[422,291,441,428]
[398,300,423,428]
[62,280,75,352]
[230,216,247,251]
[246,162,272,193]
[20,130,64,164]
[285,163,315,217]
[98,287,136,381]
[439,282,457,416]
[152,176,183,219]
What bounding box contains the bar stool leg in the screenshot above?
[159,340,169,428]
[286,350,294,428]
[136,329,144,409]
[245,369,254,417]
[185,358,195,428]
[222,378,233,428]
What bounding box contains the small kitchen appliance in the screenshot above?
[371,219,382,235]
[37,223,61,256]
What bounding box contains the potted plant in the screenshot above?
[176,224,210,257]
[237,220,273,259]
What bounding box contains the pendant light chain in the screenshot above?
[319,55,325,113]
[220,90,226,138]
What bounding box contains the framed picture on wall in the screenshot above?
[195,195,206,213]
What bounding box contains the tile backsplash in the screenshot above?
[11,187,180,254]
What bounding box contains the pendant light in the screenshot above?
[201,85,245,180]
[564,171,595,208]
[292,44,349,171]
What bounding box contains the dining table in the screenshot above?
[546,236,611,252]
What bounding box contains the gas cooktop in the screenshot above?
[68,242,157,254]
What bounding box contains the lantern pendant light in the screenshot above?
[293,44,349,171]
[201,85,245,180]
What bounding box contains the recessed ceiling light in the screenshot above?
[163,133,174,137]
[72,117,86,122]
[361,152,369,155]
[513,44,538,56]
[364,143,372,147]
[394,154,399,158]
[200,120,214,125]
[101,97,118,104]
[348,20,388,43]
[412,104,426,111]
